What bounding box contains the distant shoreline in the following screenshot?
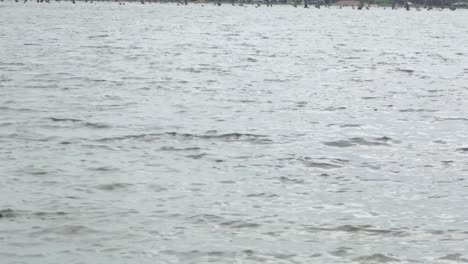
[2,0,467,8]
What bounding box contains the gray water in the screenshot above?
[1,2,468,263]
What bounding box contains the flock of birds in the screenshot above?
[0,0,458,10]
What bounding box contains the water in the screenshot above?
[1,2,468,263]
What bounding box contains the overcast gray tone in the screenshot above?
[1,3,468,264]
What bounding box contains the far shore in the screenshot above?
[2,0,467,9]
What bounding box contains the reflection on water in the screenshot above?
[1,2,468,263]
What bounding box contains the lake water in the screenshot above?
[1,2,468,263]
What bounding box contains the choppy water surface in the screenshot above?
[1,2,468,263]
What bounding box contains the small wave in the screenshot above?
[246,193,279,198]
[97,132,271,143]
[0,122,13,127]
[160,249,236,259]
[84,122,111,129]
[299,157,347,169]
[220,220,260,229]
[374,136,393,142]
[48,117,110,129]
[323,137,392,148]
[199,132,269,141]
[185,153,208,160]
[457,147,468,153]
[329,247,352,257]
[80,45,115,49]
[33,211,67,217]
[97,134,150,142]
[439,253,468,262]
[264,78,290,83]
[396,68,414,74]
[344,56,360,60]
[359,163,382,171]
[428,195,448,199]
[327,123,362,128]
[296,101,308,107]
[0,62,25,66]
[187,214,225,224]
[88,34,109,39]
[0,133,19,139]
[304,162,341,169]
[147,184,167,192]
[399,108,438,113]
[0,106,37,112]
[322,106,347,111]
[96,183,132,191]
[219,180,236,184]
[341,124,361,128]
[37,225,97,235]
[49,117,82,122]
[0,209,67,219]
[89,166,119,172]
[0,209,16,218]
[233,99,258,103]
[159,146,201,151]
[428,89,444,93]
[307,225,407,237]
[31,171,48,175]
[181,68,201,73]
[435,117,468,122]
[354,253,401,263]
[81,144,117,151]
[278,176,305,184]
